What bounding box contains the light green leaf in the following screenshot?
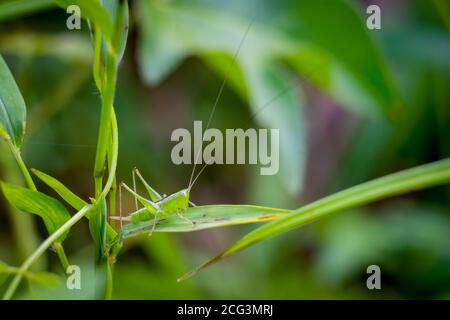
[101,0,129,63]
[0,55,26,146]
[1,182,71,240]
[31,169,120,248]
[137,0,399,116]
[242,59,304,194]
[32,168,87,211]
[122,205,291,237]
[179,158,450,281]
[55,0,113,42]
[136,0,399,194]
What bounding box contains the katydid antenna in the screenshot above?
[188,13,257,190]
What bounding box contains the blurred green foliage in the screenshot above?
[0,0,449,299]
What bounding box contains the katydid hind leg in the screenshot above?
[133,167,163,201]
[121,182,159,213]
[132,169,139,211]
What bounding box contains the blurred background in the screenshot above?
[0,0,450,299]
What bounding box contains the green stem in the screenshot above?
[53,242,69,271]
[105,259,114,300]
[0,145,43,270]
[6,139,36,191]
[2,204,93,300]
[6,138,70,270]
[94,53,117,197]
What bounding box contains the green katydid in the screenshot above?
[109,16,257,238]
[109,165,206,236]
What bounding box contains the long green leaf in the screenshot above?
[179,158,450,281]
[1,182,71,240]
[0,55,26,146]
[31,169,120,248]
[122,205,291,238]
[32,168,87,210]
[101,0,129,64]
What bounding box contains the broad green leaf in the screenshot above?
[122,205,291,238]
[0,0,54,22]
[31,169,120,249]
[54,0,113,42]
[0,55,26,146]
[241,59,304,194]
[201,52,248,101]
[137,0,399,116]
[136,1,295,85]
[136,0,399,194]
[285,0,401,117]
[137,1,304,194]
[1,182,71,240]
[179,158,450,281]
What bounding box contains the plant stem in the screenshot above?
[6,138,70,270]
[105,259,114,300]
[94,53,117,197]
[2,204,93,300]
[6,139,36,191]
[0,146,43,270]
[53,242,69,271]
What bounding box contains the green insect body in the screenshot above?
[111,168,193,229]
[128,188,190,223]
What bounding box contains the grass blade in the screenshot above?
[179,158,450,281]
[122,205,291,238]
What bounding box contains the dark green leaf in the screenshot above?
[0,54,26,146]
[0,0,54,23]
[32,169,120,249]
[1,182,71,240]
